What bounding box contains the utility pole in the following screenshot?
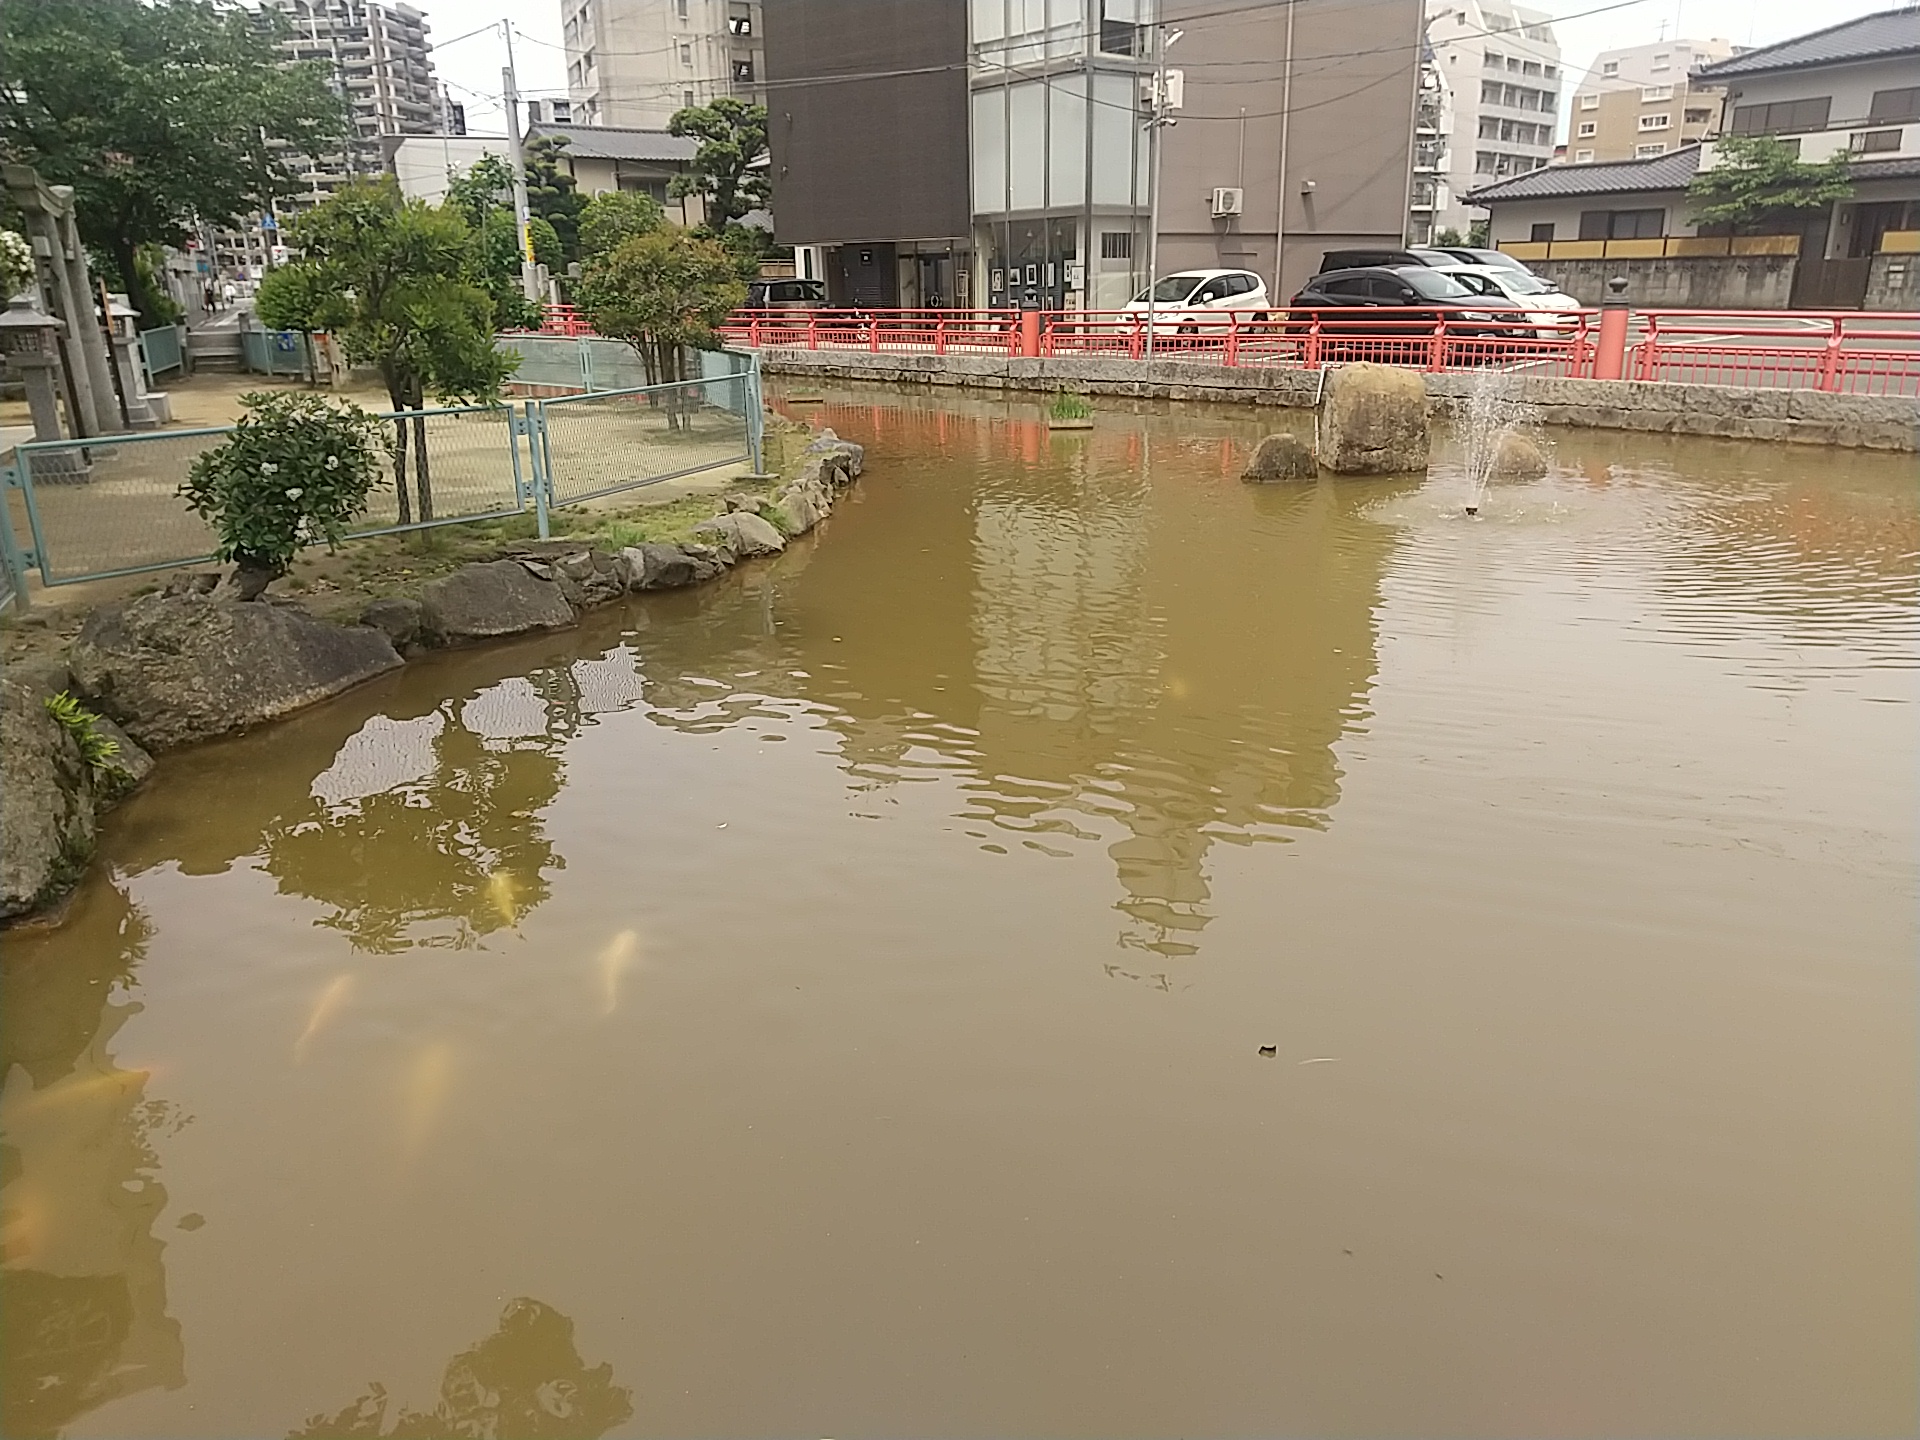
[502,21,539,304]
[1143,22,1182,360]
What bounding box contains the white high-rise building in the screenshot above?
[1424,0,1561,239]
[560,0,765,129]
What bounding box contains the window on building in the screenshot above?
[1099,231,1132,260]
[1506,56,1520,71]
[1580,207,1663,239]
[682,89,694,108]
[1579,92,1599,110]
[1544,64,1557,79]
[728,14,751,35]
[1849,129,1902,154]
[1530,222,1554,241]
[678,41,692,64]
[1729,96,1831,135]
[1651,52,1670,70]
[1635,142,1667,156]
[1638,113,1670,131]
[1684,107,1712,124]
[1641,84,1672,101]
[675,0,688,19]
[1574,147,1595,162]
[1100,0,1144,55]
[1601,59,1619,76]
[1577,120,1596,137]
[1484,49,1504,68]
[732,57,753,82]
[568,59,582,86]
[1869,87,1920,123]
[583,48,595,72]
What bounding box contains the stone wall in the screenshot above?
[1523,256,1799,310]
[1865,253,1920,313]
[755,348,1919,451]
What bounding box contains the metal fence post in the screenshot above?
[745,356,767,475]
[0,459,35,614]
[523,405,552,539]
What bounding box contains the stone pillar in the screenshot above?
[25,210,101,438]
[51,188,123,433]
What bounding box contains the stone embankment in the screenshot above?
[749,349,1919,452]
[3,432,865,923]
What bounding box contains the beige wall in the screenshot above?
[1157,0,1422,303]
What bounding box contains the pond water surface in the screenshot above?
[4,388,1916,1438]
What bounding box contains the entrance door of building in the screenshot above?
[1791,255,1872,308]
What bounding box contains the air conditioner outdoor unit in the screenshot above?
[1211,186,1244,218]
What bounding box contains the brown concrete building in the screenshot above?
[765,0,1422,310]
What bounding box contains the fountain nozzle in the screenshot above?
[1464,504,1479,516]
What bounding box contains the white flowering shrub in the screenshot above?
[180,391,391,596]
[1,230,33,299]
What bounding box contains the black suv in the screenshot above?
[1288,266,1529,334]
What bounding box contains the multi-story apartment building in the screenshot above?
[264,0,451,200]
[203,1,449,282]
[1424,0,1560,238]
[767,0,1421,312]
[560,0,765,128]
[1567,39,1737,163]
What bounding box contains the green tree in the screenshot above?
[1686,134,1853,234]
[1433,227,1466,248]
[578,191,663,262]
[445,153,540,330]
[666,98,771,229]
[577,224,743,419]
[0,0,344,327]
[524,134,587,263]
[268,181,516,524]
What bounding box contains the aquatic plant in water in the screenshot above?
[1049,392,1093,422]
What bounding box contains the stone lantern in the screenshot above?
[104,292,165,428]
[0,294,88,479]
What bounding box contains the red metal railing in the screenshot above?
[698,305,1919,395]
[1627,310,1920,396]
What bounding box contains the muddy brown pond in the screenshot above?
[4,387,1916,1438]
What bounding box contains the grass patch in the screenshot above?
[1049,392,1093,421]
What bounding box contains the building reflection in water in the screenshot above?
[0,883,186,1439]
[648,395,1413,969]
[286,1297,632,1439]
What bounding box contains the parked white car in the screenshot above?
[1435,264,1582,339]
[1123,269,1272,325]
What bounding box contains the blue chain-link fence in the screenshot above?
[0,356,763,600]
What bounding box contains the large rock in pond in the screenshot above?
[1318,362,1431,474]
[1489,429,1550,479]
[690,510,786,561]
[806,429,864,477]
[1242,433,1318,482]
[417,560,575,646]
[623,543,722,591]
[1,667,97,919]
[70,593,404,751]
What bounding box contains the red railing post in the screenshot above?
[808,314,819,351]
[1592,277,1631,381]
[1817,318,1844,393]
[868,315,879,352]
[936,316,947,356]
[1225,312,1240,367]
[1128,314,1143,361]
[749,315,761,349]
[1303,312,1321,370]
[1019,308,1041,359]
[1427,312,1447,372]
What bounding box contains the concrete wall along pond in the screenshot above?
[752,349,1920,452]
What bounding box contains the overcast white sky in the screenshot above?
[417,0,1908,138]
